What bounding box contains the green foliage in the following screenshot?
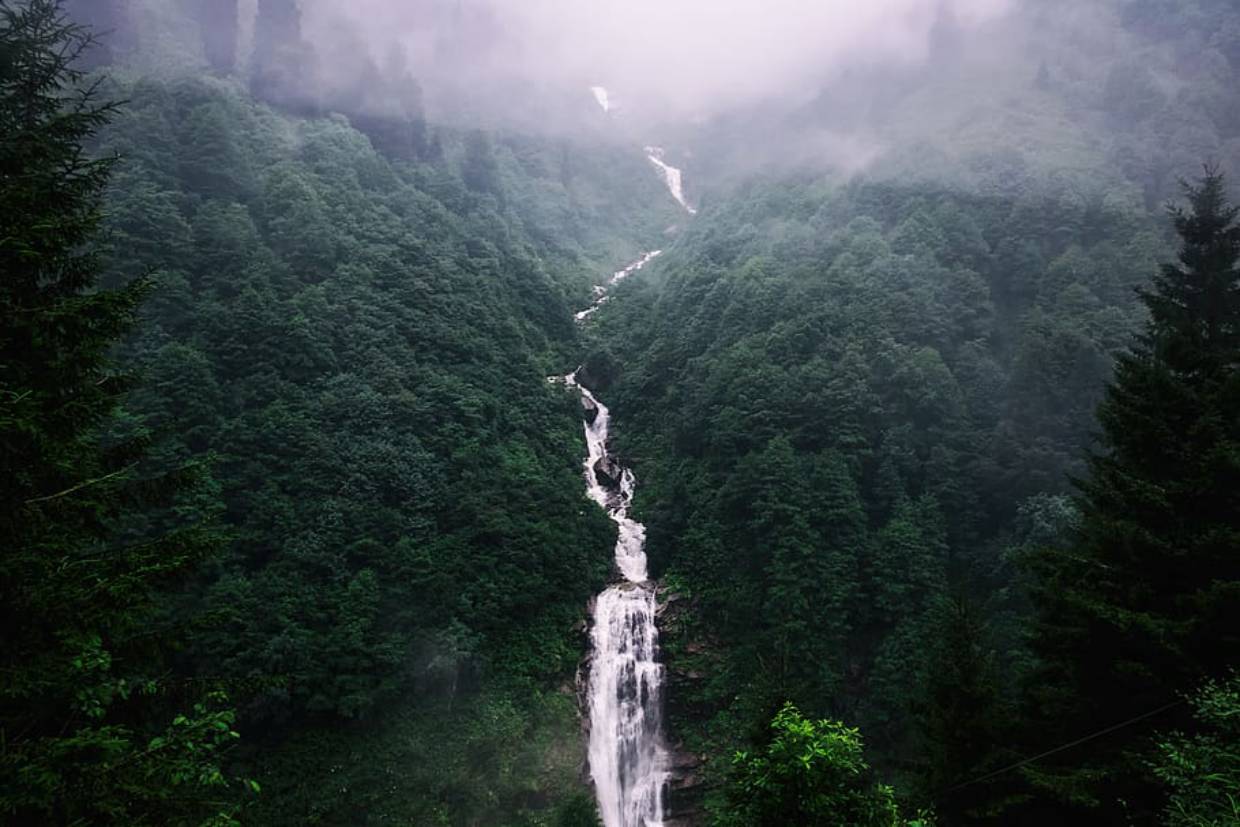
[0,1,244,822]
[1152,675,1240,827]
[242,689,592,826]
[715,703,926,827]
[587,9,1240,815]
[15,1,1240,824]
[593,171,1157,803]
[1023,170,1240,821]
[70,49,675,819]
[914,597,1014,822]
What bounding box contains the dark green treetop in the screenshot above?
[1023,169,1240,821]
[0,2,243,821]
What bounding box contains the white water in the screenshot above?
[591,86,613,114]
[574,251,662,323]
[644,147,696,215]
[565,251,669,827]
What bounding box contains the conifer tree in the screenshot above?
[1023,169,1240,822]
[916,596,1011,823]
[0,2,242,821]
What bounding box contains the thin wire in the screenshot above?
[942,699,1184,794]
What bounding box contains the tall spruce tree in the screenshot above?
[0,2,242,821]
[1022,170,1240,823]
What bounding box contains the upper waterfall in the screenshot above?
[591,86,613,114]
[644,146,696,215]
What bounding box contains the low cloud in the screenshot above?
[306,0,1014,123]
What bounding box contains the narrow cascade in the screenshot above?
[574,251,661,323]
[591,85,613,114]
[564,251,668,827]
[644,147,696,214]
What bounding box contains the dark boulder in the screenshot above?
[581,394,600,425]
[593,456,622,489]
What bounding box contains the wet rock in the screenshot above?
[593,455,623,489]
[655,582,712,825]
[575,363,600,390]
[664,758,705,825]
[581,394,599,425]
[662,741,705,825]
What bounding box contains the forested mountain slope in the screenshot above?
[582,2,1240,822]
[592,174,1160,810]
[4,0,1238,825]
[85,68,679,826]
[679,0,1240,212]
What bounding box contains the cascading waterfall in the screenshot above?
[574,251,661,323]
[563,250,667,827]
[644,147,696,214]
[570,374,666,827]
[564,124,695,826]
[590,85,613,114]
[585,87,692,214]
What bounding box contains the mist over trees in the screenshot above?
[4,0,1239,824]
[189,0,237,73]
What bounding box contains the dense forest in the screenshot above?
[588,1,1240,822]
[1,0,1237,825]
[1,1,678,823]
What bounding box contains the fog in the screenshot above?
[303,0,1013,124]
[83,0,1237,198]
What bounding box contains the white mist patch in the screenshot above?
[305,1,1017,135]
[496,0,1015,119]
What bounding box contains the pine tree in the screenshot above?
[916,596,1012,823]
[0,2,242,821]
[1022,170,1240,822]
[462,128,502,196]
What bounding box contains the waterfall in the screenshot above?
[564,250,668,827]
[574,251,661,323]
[644,147,696,215]
[563,126,694,825]
[591,86,613,114]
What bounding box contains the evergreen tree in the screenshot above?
[916,597,1011,824]
[0,2,241,821]
[462,128,501,197]
[1023,170,1240,822]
